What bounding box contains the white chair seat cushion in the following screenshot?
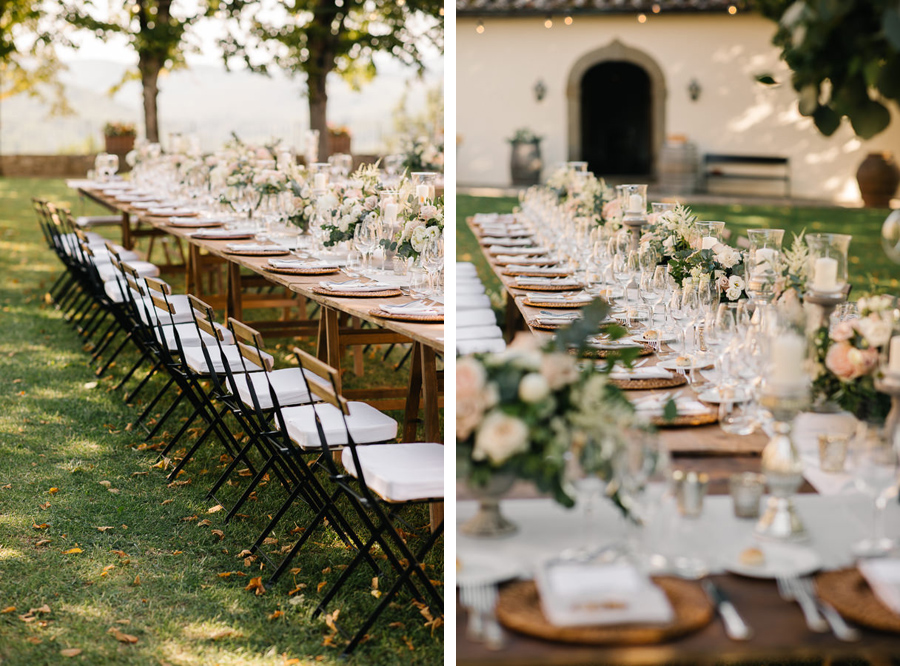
[97,260,159,282]
[457,338,507,355]
[457,261,477,273]
[281,402,397,449]
[229,367,327,410]
[457,309,496,328]
[457,294,492,310]
[155,322,234,350]
[457,325,503,341]
[342,443,444,502]
[138,294,194,325]
[94,248,141,263]
[457,283,486,295]
[182,343,273,375]
[61,231,104,245]
[76,215,122,228]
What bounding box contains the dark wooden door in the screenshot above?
[581,61,652,176]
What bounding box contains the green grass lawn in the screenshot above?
[0,179,442,665]
[457,194,900,305]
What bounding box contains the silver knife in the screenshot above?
[702,580,753,641]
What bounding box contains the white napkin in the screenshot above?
[225,243,284,253]
[169,217,221,226]
[609,366,675,380]
[516,277,580,287]
[859,559,900,615]
[507,265,566,274]
[535,312,581,324]
[379,302,444,315]
[633,395,710,416]
[191,228,255,238]
[269,259,338,269]
[319,280,393,292]
[536,562,674,627]
[588,336,643,350]
[129,200,164,209]
[489,245,547,255]
[149,207,196,216]
[525,292,591,303]
[481,236,533,246]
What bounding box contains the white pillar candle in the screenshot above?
[416,184,430,203]
[890,336,900,374]
[701,236,717,250]
[314,173,327,191]
[384,202,399,225]
[755,248,777,267]
[770,333,805,388]
[813,256,839,291]
[627,194,643,213]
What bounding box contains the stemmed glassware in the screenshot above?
[848,423,900,558]
[422,235,444,299]
[353,221,377,272]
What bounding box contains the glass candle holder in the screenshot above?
[304,129,320,165]
[651,202,676,215]
[695,221,726,250]
[619,184,648,218]
[818,433,850,473]
[730,472,765,518]
[411,171,438,202]
[747,228,785,272]
[311,163,330,192]
[806,232,851,294]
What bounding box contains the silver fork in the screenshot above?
[471,584,504,650]
[776,576,828,632]
[798,577,861,642]
[458,584,485,643]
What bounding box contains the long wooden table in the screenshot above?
[74,183,444,443]
[458,215,889,664]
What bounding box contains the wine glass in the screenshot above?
[848,423,900,558]
[353,221,377,272]
[423,234,444,298]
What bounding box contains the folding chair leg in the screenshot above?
[90,325,121,363]
[114,351,150,392]
[94,333,130,377]
[136,377,178,431]
[79,306,106,339]
[155,403,201,455]
[126,361,163,405]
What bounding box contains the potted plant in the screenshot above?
[103,122,137,154]
[508,128,542,186]
[328,125,352,156]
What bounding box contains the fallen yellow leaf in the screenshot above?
[0,606,15,614]
[60,648,82,657]
[316,581,327,593]
[207,505,224,513]
[111,550,129,558]
[160,499,173,505]
[48,488,59,495]
[108,627,138,644]
[131,471,148,477]
[38,502,50,510]
[218,571,247,578]
[132,575,141,586]
[99,481,112,488]
[245,576,266,596]
[35,539,51,547]
[32,523,48,530]
[197,519,211,527]
[211,529,225,540]
[268,610,284,620]
[96,526,114,532]
[64,548,83,555]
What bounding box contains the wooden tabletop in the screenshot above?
[76,186,443,352]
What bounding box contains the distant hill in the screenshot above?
[1,56,442,155]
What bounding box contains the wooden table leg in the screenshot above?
[402,343,424,442]
[429,502,443,534]
[420,345,440,443]
[351,316,364,376]
[226,262,243,321]
[121,211,132,250]
[186,244,199,296]
[323,307,342,393]
[505,290,522,343]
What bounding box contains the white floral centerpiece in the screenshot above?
[390,196,444,261]
[400,135,444,172]
[320,163,382,246]
[564,174,621,228]
[457,303,646,517]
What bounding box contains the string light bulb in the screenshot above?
[476,19,485,33]
[544,15,553,28]
[652,3,661,13]
[564,15,573,25]
[728,4,738,14]
[637,13,647,23]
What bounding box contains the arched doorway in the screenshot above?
[581,62,651,176]
[567,40,667,179]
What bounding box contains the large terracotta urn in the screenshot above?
[856,152,900,208]
[510,140,542,186]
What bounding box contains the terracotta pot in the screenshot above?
[104,134,135,155]
[329,132,351,156]
[856,152,899,208]
[510,140,542,186]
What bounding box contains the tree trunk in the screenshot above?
[139,54,161,143]
[308,67,329,160]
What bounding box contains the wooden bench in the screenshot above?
[703,153,790,198]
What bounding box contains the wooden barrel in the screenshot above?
[658,139,699,195]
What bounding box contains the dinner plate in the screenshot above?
[698,387,751,404]
[456,553,522,588]
[725,544,822,580]
[636,332,677,344]
[658,358,714,371]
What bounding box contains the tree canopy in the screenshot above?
[757,0,900,139]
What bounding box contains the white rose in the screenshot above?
[518,373,550,403]
[725,286,742,301]
[472,411,530,465]
[728,275,745,291]
[410,225,428,252]
[858,315,892,348]
[717,246,741,269]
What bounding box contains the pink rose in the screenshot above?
[825,341,878,381]
[602,200,621,221]
[456,357,488,441]
[830,321,857,343]
[540,352,579,390]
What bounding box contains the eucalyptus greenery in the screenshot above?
[756,0,900,139]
